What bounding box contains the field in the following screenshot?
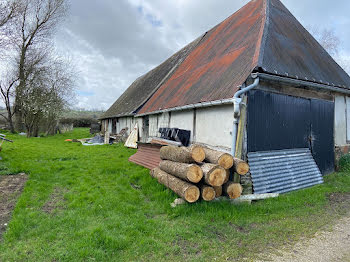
[0,128,350,261]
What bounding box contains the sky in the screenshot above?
[55,0,350,110]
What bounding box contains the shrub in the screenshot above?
[338,154,350,172]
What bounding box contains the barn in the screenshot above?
[100,0,350,191]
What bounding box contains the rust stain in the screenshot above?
[139,0,265,114]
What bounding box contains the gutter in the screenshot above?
[231,75,260,156]
[257,73,350,95]
[136,98,234,117]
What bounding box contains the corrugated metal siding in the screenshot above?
[247,90,310,152]
[248,148,324,194]
[310,99,335,174]
[129,143,162,170]
[247,90,335,174]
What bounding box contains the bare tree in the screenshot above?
[10,0,67,130]
[309,26,350,74]
[0,74,18,133]
[20,55,75,137]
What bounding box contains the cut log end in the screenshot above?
[191,146,205,163]
[218,154,234,169]
[201,186,216,201]
[225,183,243,199]
[187,165,203,183]
[207,168,226,187]
[236,162,250,175]
[184,186,200,203]
[213,186,222,197]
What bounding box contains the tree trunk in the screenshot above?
[203,147,234,169]
[160,145,205,163]
[199,184,216,201]
[213,186,222,197]
[233,158,250,175]
[223,182,243,199]
[150,168,200,203]
[159,160,203,183]
[201,163,226,187]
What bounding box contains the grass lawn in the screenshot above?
[0,128,350,261]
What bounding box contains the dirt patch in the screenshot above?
[0,173,28,239]
[172,237,201,257]
[328,192,350,207]
[256,193,350,262]
[42,187,67,214]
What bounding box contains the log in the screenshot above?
[200,184,216,201]
[213,186,222,197]
[201,163,226,187]
[233,158,250,175]
[223,182,243,199]
[159,160,203,183]
[203,147,234,169]
[224,169,230,184]
[150,168,200,203]
[160,145,205,163]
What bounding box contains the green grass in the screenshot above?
[0,128,350,261]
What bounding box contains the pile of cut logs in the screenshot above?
[150,144,250,203]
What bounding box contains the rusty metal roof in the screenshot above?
[106,0,350,117]
[139,0,265,114]
[100,35,203,119]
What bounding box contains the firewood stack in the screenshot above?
[150,145,250,203]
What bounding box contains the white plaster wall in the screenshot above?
[169,110,194,141]
[135,117,143,139]
[158,112,170,129]
[149,115,158,137]
[107,119,112,134]
[118,118,126,134]
[101,120,107,133]
[335,95,347,146]
[196,105,233,148]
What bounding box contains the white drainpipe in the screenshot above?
[231,76,260,156]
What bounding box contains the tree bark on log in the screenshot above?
[201,163,226,187]
[150,168,200,203]
[223,182,243,199]
[233,158,250,175]
[199,184,216,201]
[160,145,205,163]
[213,186,222,197]
[224,169,230,184]
[203,147,234,169]
[159,160,203,183]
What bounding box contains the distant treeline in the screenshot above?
[60,118,99,128]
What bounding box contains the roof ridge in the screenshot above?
[257,0,270,68]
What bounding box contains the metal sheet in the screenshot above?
[248,148,324,194]
[259,0,350,88]
[247,90,310,152]
[128,143,162,170]
[138,0,266,114]
[310,99,335,174]
[100,36,203,119]
[247,90,335,174]
[106,0,350,118]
